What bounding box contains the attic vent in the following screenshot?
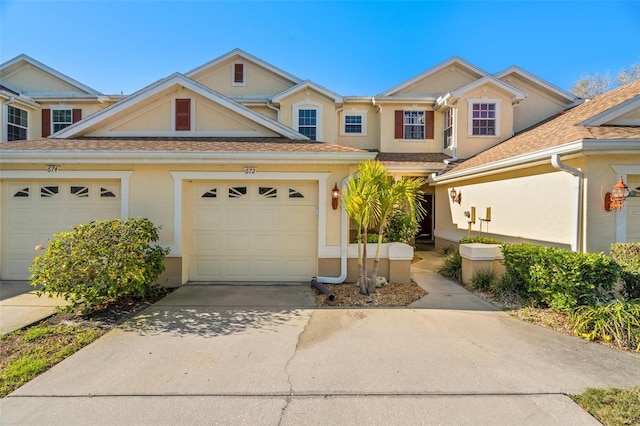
[232,63,245,86]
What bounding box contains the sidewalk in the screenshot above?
[0,281,67,335]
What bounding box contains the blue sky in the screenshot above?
[1,1,639,96]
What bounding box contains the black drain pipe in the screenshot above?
[311,277,336,305]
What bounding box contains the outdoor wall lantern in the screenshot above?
[331,183,341,210]
[605,176,630,211]
[450,187,461,204]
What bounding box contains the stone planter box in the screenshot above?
[459,243,505,285]
[318,243,414,284]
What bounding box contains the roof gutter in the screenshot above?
[431,140,585,185]
[551,154,583,252]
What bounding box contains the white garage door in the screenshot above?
[1,180,121,280]
[188,180,318,282]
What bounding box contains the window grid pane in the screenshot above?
[298,109,317,140]
[404,111,425,139]
[471,103,496,135]
[344,115,362,134]
[7,106,28,141]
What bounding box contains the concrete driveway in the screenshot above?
[2,253,640,425]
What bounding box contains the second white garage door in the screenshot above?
[188,180,318,282]
[1,180,121,280]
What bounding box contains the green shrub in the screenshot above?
[499,244,542,297]
[382,208,420,244]
[501,244,620,312]
[365,233,386,244]
[30,218,170,312]
[471,268,496,291]
[438,251,462,282]
[569,300,640,351]
[529,249,619,312]
[459,236,503,245]
[611,243,640,300]
[440,245,456,256]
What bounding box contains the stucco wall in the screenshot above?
[434,166,575,248]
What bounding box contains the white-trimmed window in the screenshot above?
[404,111,424,139]
[52,108,73,133]
[293,100,322,141]
[443,108,454,149]
[394,109,434,140]
[7,105,28,141]
[468,99,500,137]
[341,110,367,136]
[232,63,246,86]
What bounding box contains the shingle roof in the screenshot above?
[0,137,367,153]
[376,152,451,171]
[448,79,640,174]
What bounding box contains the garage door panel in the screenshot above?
[194,208,221,229]
[194,234,220,253]
[282,234,316,252]
[37,208,65,227]
[226,260,252,279]
[223,209,251,229]
[188,180,318,281]
[226,236,250,252]
[255,209,281,228]
[192,258,220,279]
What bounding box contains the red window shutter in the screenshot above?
[394,110,404,139]
[72,109,82,123]
[425,110,434,139]
[234,64,244,83]
[42,109,51,137]
[175,99,191,131]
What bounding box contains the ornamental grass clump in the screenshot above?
[30,218,170,313]
[569,299,640,352]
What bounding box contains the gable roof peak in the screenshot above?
[185,48,302,85]
[271,79,343,104]
[0,53,102,95]
[378,55,488,97]
[494,65,579,103]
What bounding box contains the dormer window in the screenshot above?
[232,63,246,86]
[293,100,322,141]
[468,99,500,137]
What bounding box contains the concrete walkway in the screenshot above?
[0,281,68,335]
[2,251,640,425]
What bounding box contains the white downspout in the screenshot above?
[551,154,583,252]
[266,100,280,122]
[315,174,351,284]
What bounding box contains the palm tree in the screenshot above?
[342,160,384,294]
[370,176,426,292]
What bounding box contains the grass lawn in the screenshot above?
[571,387,640,426]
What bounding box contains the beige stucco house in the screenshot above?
[1,49,637,285]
